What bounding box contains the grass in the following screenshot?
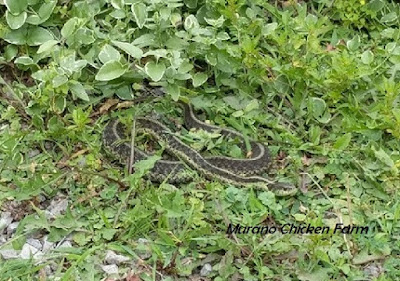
[0,0,399,280]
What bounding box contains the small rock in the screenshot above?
[28,149,40,158]
[235,258,243,264]
[1,212,12,220]
[43,265,54,276]
[137,246,151,260]
[200,263,212,276]
[7,222,19,235]
[138,238,148,244]
[27,238,42,250]
[0,123,8,131]
[0,236,7,246]
[58,240,72,249]
[44,141,53,150]
[136,238,151,260]
[78,157,86,167]
[0,212,13,232]
[138,251,151,260]
[105,250,130,265]
[101,264,119,275]
[364,263,384,279]
[20,244,42,259]
[49,262,58,272]
[46,197,68,219]
[42,236,55,253]
[0,249,19,259]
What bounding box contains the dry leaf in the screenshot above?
[125,272,141,281]
[116,101,135,110]
[326,43,336,52]
[99,98,119,114]
[70,149,88,159]
[301,154,311,166]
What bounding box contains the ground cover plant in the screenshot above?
[0,0,399,280]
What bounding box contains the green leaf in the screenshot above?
[101,228,118,241]
[60,54,87,74]
[178,60,193,74]
[134,155,161,176]
[294,214,306,221]
[380,12,397,24]
[232,110,244,117]
[52,75,68,88]
[393,108,400,123]
[52,95,66,113]
[131,3,147,29]
[99,44,121,64]
[166,83,180,101]
[111,0,124,9]
[262,22,278,36]
[14,56,34,66]
[367,0,384,12]
[111,40,143,59]
[184,14,199,30]
[115,85,133,100]
[205,53,217,66]
[6,11,27,29]
[204,15,224,28]
[4,26,54,46]
[373,147,394,167]
[132,34,156,47]
[145,61,166,82]
[28,27,54,46]
[4,45,18,61]
[310,97,326,118]
[298,269,332,281]
[37,40,59,53]
[347,35,360,51]
[70,81,89,101]
[73,232,90,246]
[110,9,126,19]
[309,125,321,145]
[381,28,395,39]
[258,191,281,211]
[184,0,197,9]
[159,7,171,21]
[170,13,182,27]
[223,96,241,110]
[385,42,396,54]
[3,29,27,45]
[25,0,57,25]
[353,251,386,265]
[244,99,259,112]
[4,0,28,15]
[61,17,79,38]
[192,72,208,87]
[361,50,374,64]
[333,133,351,150]
[308,97,331,123]
[72,107,90,127]
[143,49,168,59]
[74,28,95,45]
[95,60,127,81]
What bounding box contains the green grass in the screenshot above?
[0,0,399,280]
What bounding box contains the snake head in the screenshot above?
[269,182,298,197]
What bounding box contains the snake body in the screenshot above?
[102,101,297,196]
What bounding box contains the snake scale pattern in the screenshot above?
[102,96,297,196]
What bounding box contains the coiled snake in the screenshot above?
[102,97,297,196]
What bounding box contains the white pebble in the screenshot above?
[200,263,212,276]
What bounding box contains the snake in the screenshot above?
[102,96,297,196]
